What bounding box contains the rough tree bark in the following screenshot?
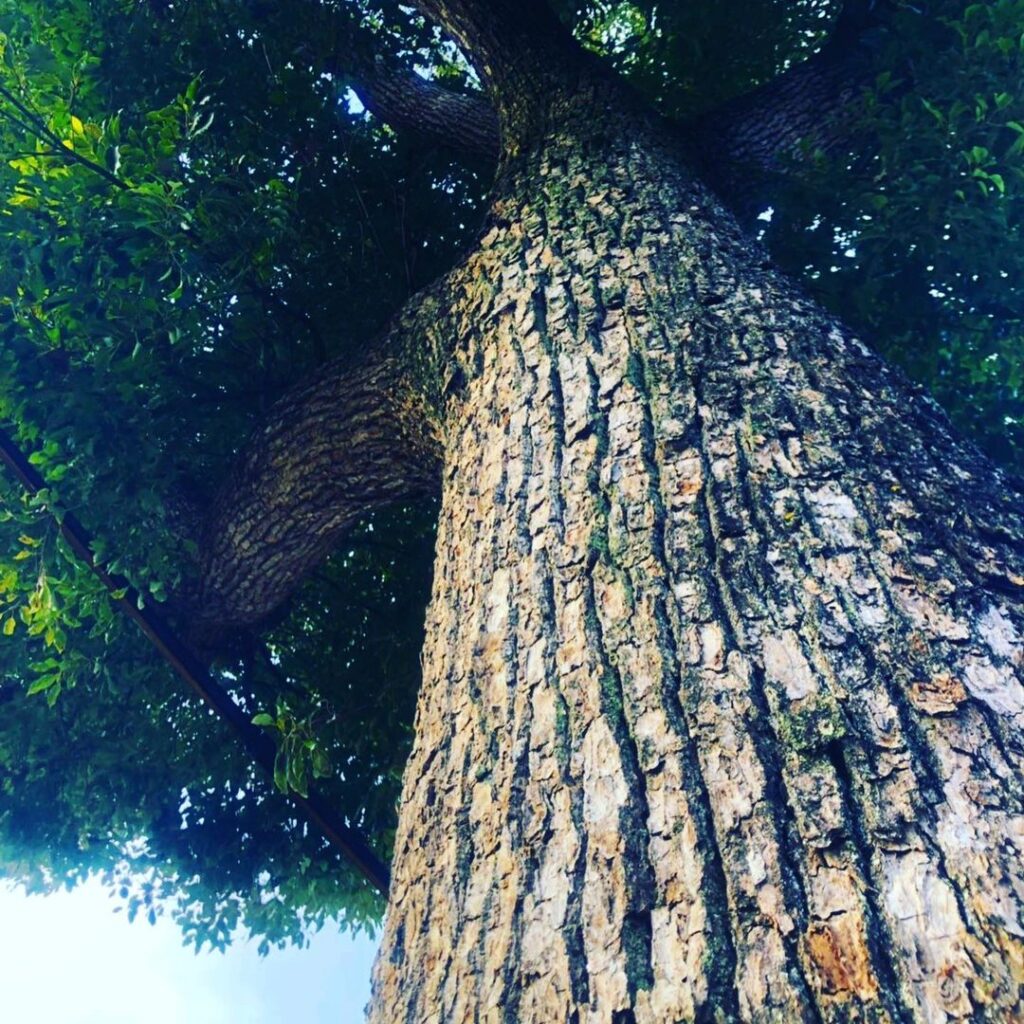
[192,292,448,632]
[196,2,1024,1021]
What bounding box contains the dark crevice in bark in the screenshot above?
[401,979,420,1024]
[471,887,496,1002]
[499,589,529,1024]
[839,591,949,807]
[823,738,918,1024]
[564,821,592,1011]
[514,415,535,558]
[535,278,569,546]
[535,530,592,1009]
[583,556,658,998]
[389,921,405,965]
[920,821,986,945]
[548,561,592,1015]
[628,321,743,1014]
[499,347,536,1020]
[748,675,826,1024]
[689,369,822,1022]
[454,744,477,888]
[654,597,744,1023]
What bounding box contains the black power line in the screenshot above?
[0,425,390,895]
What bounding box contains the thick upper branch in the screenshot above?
[189,299,449,636]
[388,0,888,194]
[685,1,889,216]
[348,58,498,159]
[411,0,601,156]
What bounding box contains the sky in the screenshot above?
[0,878,379,1023]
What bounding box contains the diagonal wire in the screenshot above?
[0,424,390,895]
[0,83,129,190]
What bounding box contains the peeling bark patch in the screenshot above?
[806,484,865,550]
[978,604,1021,661]
[763,631,819,700]
[907,675,968,716]
[962,656,1024,719]
[806,915,879,1000]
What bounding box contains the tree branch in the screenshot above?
[189,295,449,637]
[350,58,498,159]
[410,0,601,155]
[686,1,891,217]
[305,0,499,159]
[397,0,887,175]
[0,84,129,191]
[341,0,887,176]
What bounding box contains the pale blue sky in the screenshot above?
[0,879,379,1023]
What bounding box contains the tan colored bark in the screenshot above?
[367,107,1024,1023]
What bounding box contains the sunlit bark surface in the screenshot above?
[367,106,1024,1023]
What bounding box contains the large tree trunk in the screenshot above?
[365,73,1024,1024]
[185,3,1024,1019]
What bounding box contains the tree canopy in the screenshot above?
[0,0,1021,953]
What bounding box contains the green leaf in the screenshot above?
[921,98,944,124]
[25,673,59,696]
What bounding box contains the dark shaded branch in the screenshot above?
[351,58,498,159]
[685,1,891,216]
[191,304,447,635]
[396,0,888,174]
[352,0,887,179]
[411,0,600,155]
[307,0,499,158]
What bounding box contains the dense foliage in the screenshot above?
[0,0,1020,950]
